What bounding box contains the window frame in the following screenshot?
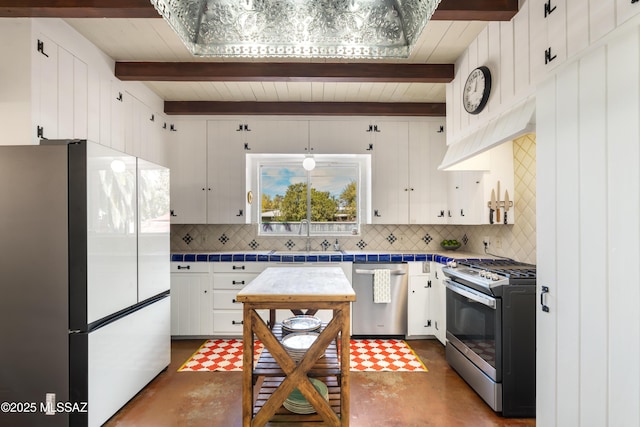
[246,153,370,236]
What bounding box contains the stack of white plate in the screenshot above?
[281,331,319,362]
[283,378,329,414]
[281,315,322,336]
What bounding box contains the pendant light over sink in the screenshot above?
[302,154,316,171]
[150,0,442,58]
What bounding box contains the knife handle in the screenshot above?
[490,208,494,224]
[504,211,508,224]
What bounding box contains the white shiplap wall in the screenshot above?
[536,26,640,427]
[447,0,640,148]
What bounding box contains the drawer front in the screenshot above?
[170,262,210,273]
[213,290,244,310]
[213,273,259,289]
[213,311,245,334]
[212,310,270,335]
[212,262,267,273]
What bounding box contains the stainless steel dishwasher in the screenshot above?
[352,263,408,337]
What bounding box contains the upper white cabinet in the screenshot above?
[168,119,208,224]
[446,171,486,224]
[237,119,309,153]
[529,0,567,79]
[446,142,514,225]
[207,121,248,223]
[308,119,374,154]
[371,121,410,224]
[371,120,450,225]
[33,35,88,143]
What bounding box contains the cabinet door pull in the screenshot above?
[177,265,191,270]
[232,265,245,270]
[460,209,465,217]
[232,280,246,285]
[232,320,244,325]
[540,286,550,312]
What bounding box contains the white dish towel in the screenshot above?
[373,269,391,303]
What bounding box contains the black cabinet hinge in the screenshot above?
[244,142,251,150]
[366,143,374,151]
[545,47,557,64]
[36,126,46,139]
[37,39,49,57]
[437,125,444,133]
[427,280,432,288]
[426,320,432,327]
[544,0,557,17]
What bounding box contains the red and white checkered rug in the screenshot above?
[350,339,427,372]
[178,338,427,372]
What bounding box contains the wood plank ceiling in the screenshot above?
[0,0,519,116]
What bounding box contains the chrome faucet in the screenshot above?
[298,219,311,251]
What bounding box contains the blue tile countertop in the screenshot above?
[171,250,491,265]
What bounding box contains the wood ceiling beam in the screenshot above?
[0,0,518,21]
[164,101,446,117]
[116,62,454,83]
[0,0,160,18]
[432,0,518,21]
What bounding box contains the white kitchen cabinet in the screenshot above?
[408,121,449,224]
[529,0,567,82]
[444,141,514,225]
[447,171,485,224]
[371,121,410,224]
[407,262,434,338]
[308,119,374,154]
[168,119,208,223]
[212,262,264,335]
[207,121,248,223]
[371,120,448,225]
[426,123,449,224]
[430,262,447,345]
[240,120,309,153]
[33,35,88,143]
[170,262,213,336]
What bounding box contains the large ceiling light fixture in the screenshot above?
[150,0,442,59]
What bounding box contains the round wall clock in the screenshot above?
[462,66,492,114]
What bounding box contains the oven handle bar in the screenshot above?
[445,279,497,309]
[354,269,406,276]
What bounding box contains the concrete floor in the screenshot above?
[104,339,536,427]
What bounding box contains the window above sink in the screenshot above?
[246,154,370,236]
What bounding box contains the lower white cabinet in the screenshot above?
[407,262,435,338]
[407,261,447,344]
[430,262,447,345]
[212,262,265,335]
[171,260,448,339]
[170,262,213,336]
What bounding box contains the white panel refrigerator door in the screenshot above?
[86,142,138,323]
[87,296,170,427]
[137,159,171,301]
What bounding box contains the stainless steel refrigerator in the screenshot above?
[0,140,171,427]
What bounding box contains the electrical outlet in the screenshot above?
[495,237,502,249]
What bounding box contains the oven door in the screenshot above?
[445,279,502,382]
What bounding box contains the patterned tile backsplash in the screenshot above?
[171,134,537,264]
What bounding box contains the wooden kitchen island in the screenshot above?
[235,266,356,427]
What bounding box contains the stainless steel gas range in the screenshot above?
[442,259,536,418]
